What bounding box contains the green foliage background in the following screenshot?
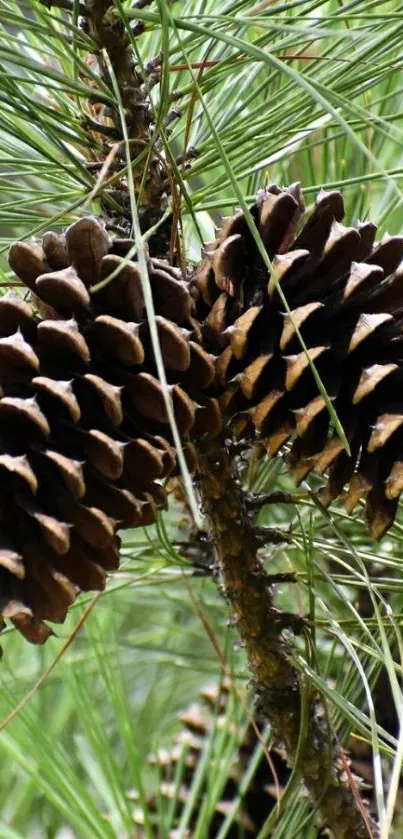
[0,0,403,836]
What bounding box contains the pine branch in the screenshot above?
[86,0,165,222]
[56,0,169,244]
[196,433,379,839]
[4,4,388,835]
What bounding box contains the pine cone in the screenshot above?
[130,679,293,838]
[2,218,220,642]
[6,183,403,642]
[192,184,403,539]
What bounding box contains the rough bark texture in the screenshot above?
[197,433,379,839]
[84,0,168,243]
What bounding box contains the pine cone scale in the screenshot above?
[6,181,403,642]
[2,217,219,640]
[192,184,403,539]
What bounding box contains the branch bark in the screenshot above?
[74,0,169,246]
[197,433,379,839]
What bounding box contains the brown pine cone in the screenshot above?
[2,218,220,641]
[6,182,403,642]
[192,184,403,539]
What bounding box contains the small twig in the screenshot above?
[83,116,121,139]
[252,526,294,546]
[245,490,307,510]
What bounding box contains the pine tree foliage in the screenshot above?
[0,0,403,837]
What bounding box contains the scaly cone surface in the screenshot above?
[2,218,220,642]
[192,184,403,539]
[6,182,403,644]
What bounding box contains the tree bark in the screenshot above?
[197,433,379,839]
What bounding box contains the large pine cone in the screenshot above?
[5,183,403,642]
[2,219,220,642]
[193,184,403,539]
